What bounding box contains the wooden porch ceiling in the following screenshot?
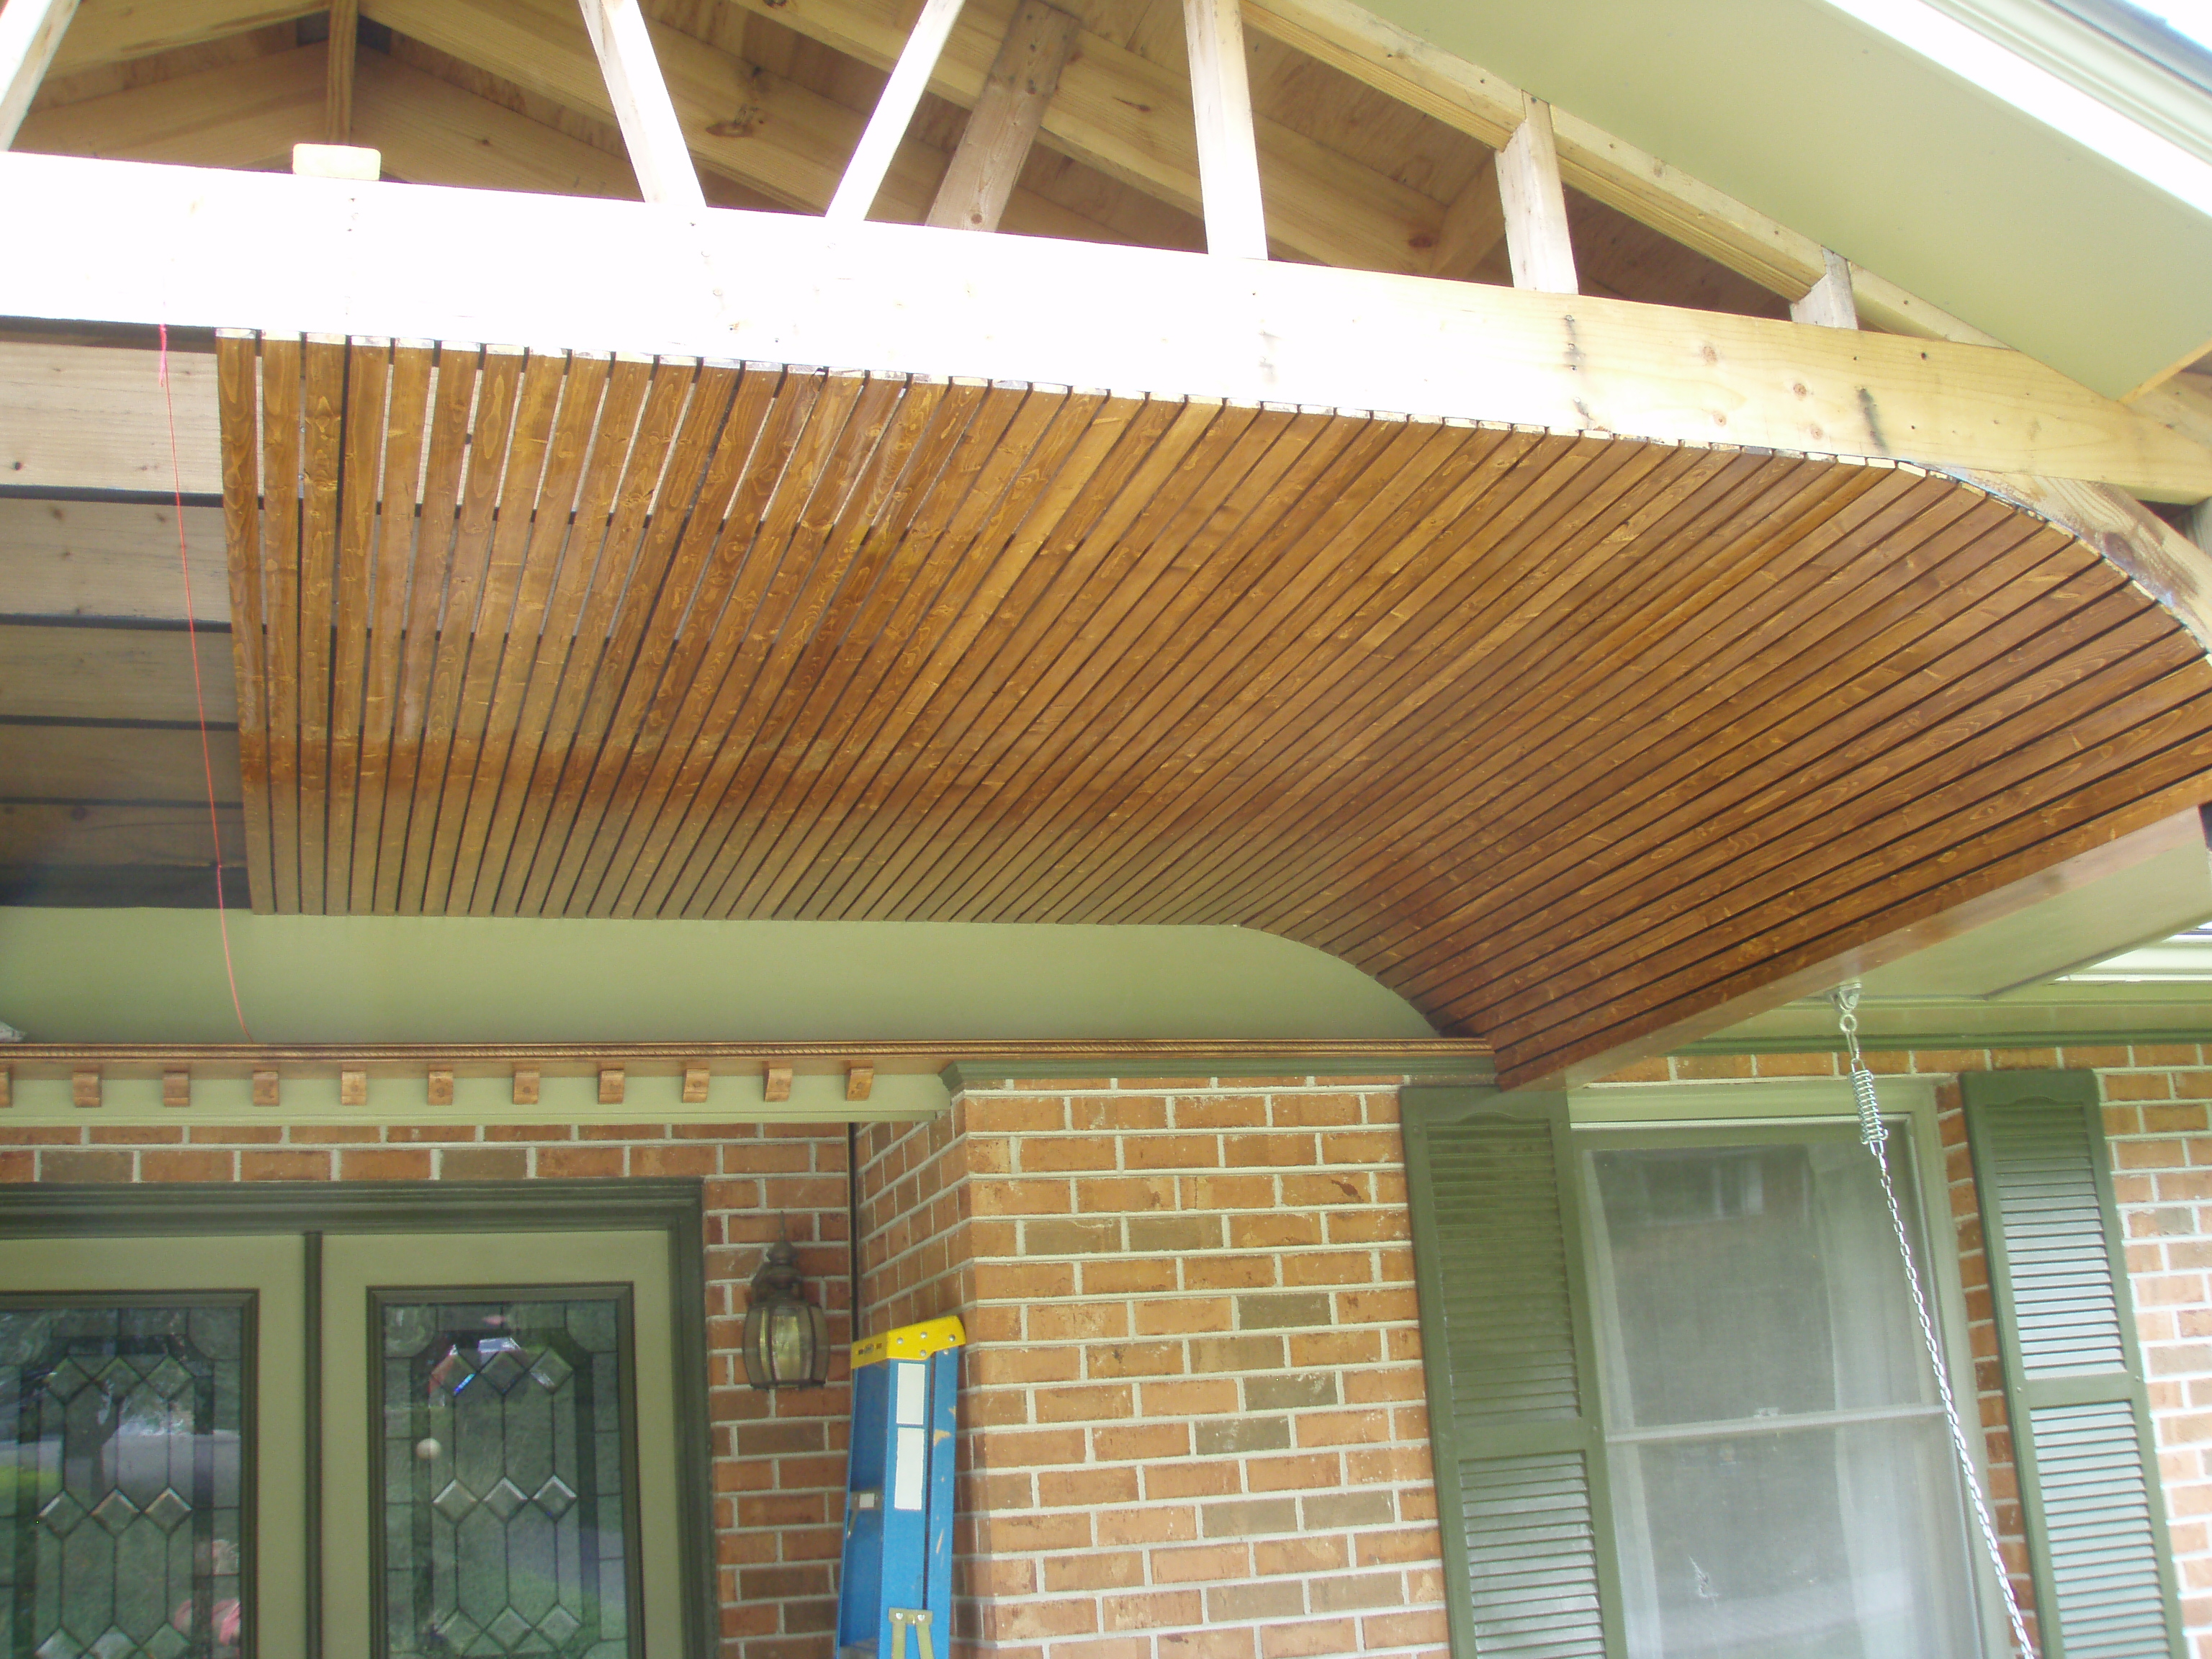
[222,332,2212,1086]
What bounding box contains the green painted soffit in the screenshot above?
[1367,0,2212,397]
[0,910,1437,1045]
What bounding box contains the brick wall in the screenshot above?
[859,1080,1449,1659]
[0,1117,854,1659]
[1603,1042,2212,1658]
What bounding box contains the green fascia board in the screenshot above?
[0,908,1436,1045]
[1362,0,2212,397]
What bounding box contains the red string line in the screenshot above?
[159,323,255,1043]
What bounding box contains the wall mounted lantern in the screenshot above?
[742,1235,830,1388]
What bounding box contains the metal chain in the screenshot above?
[1834,984,2037,1658]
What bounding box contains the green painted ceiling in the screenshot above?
[0,911,1435,1044]
[1368,0,2212,397]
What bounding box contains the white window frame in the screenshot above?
[1566,1074,2015,1656]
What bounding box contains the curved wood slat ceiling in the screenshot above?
[219,335,2212,1085]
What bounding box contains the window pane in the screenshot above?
[0,1298,252,1659]
[375,1292,638,1659]
[1591,1142,1932,1428]
[1586,1135,1983,1659]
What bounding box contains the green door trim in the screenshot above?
[0,1181,717,1659]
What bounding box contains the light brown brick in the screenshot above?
[431,1146,524,1180]
[338,1148,433,1181]
[138,1149,235,1182]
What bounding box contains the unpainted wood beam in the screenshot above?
[1241,0,2005,342]
[364,0,1131,240]
[351,50,642,198]
[1496,92,1574,295]
[827,0,969,221]
[1181,0,1267,258]
[576,0,703,206]
[1790,247,1859,330]
[325,0,356,143]
[12,41,321,171]
[48,0,313,77]
[9,153,2212,499]
[1427,148,1501,280]
[0,0,80,148]
[925,0,1078,232]
[711,0,1437,271]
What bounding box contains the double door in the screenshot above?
[0,1214,699,1658]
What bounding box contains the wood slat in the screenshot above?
[217,334,2212,1085]
[348,341,436,912]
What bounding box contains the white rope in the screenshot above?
[1833,983,2038,1658]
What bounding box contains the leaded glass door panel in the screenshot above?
[319,1231,684,1659]
[0,1236,310,1659]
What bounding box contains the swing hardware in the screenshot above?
[1833,982,2037,1658]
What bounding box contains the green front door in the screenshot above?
[0,1195,702,1659]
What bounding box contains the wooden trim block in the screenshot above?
[764,1065,793,1102]
[1496,93,1575,296]
[0,1068,9,1109]
[926,0,1079,233]
[292,143,379,180]
[683,1066,711,1104]
[1791,248,1859,331]
[252,1069,280,1106]
[575,0,704,207]
[162,1070,192,1109]
[71,1069,100,1110]
[846,1064,875,1102]
[1181,0,1267,258]
[826,0,970,222]
[0,0,81,149]
[598,1065,625,1105]
[426,1068,454,1105]
[513,1066,541,1105]
[339,1068,368,1105]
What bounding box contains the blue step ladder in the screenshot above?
[837,1315,963,1659]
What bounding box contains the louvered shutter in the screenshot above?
[1964,1069,2185,1659]
[1404,1086,1620,1658]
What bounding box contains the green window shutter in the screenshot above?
[1963,1069,2186,1659]
[1405,1085,1621,1658]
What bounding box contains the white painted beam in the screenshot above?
[1182,0,1267,258]
[0,0,79,148]
[2,153,2211,499]
[575,0,703,207]
[826,0,968,222]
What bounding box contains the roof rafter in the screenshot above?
[364,0,1148,242]
[1242,0,2006,345]
[711,0,1444,270]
